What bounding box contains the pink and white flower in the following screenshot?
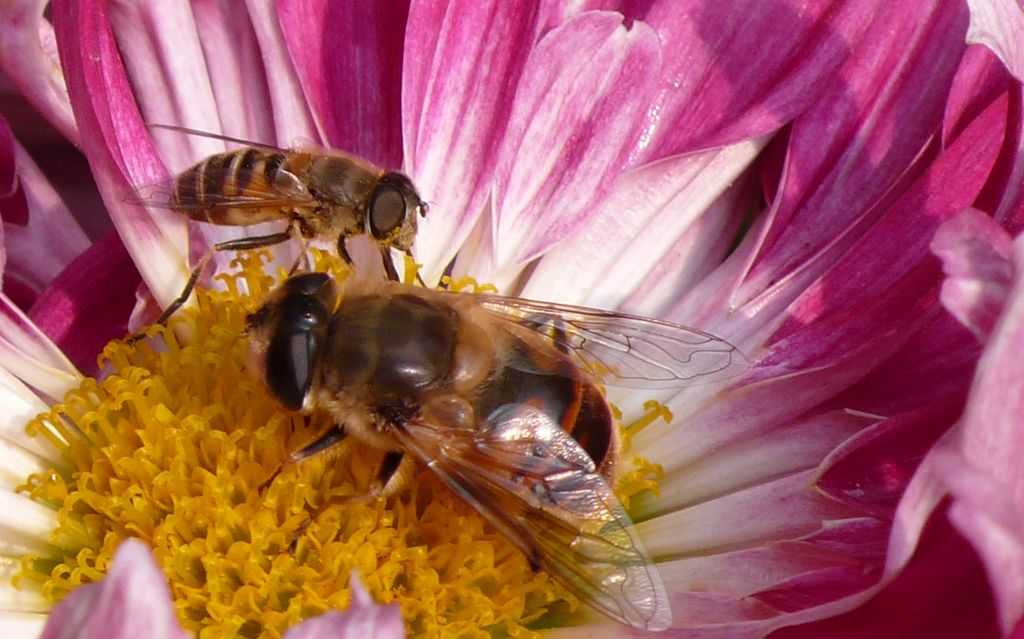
[0,0,1022,636]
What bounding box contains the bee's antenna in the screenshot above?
[144,123,286,152]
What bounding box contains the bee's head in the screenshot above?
[367,172,425,250]
[245,273,338,411]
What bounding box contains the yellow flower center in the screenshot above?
[14,251,666,638]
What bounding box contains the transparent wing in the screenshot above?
[477,295,746,389]
[395,403,672,631]
[126,170,312,213]
[127,125,313,212]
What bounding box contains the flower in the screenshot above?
[1,0,1022,637]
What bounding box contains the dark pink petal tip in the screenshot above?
[29,231,140,376]
[40,539,189,639]
[282,573,404,639]
[931,208,1013,341]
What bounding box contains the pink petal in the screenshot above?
[939,451,1024,633]
[944,47,1024,233]
[660,520,887,624]
[967,0,1024,82]
[1,116,90,310]
[245,0,319,145]
[642,471,860,560]
[29,231,140,377]
[0,0,78,142]
[942,46,1013,147]
[52,0,191,311]
[0,292,80,399]
[519,140,761,307]
[735,1,971,310]
[282,573,404,639]
[839,312,980,417]
[106,2,224,163]
[957,232,1024,503]
[191,0,276,144]
[40,539,189,639]
[0,112,25,226]
[277,0,407,166]
[635,409,866,515]
[931,208,1014,341]
[403,0,542,282]
[816,401,965,518]
[630,0,892,157]
[738,83,1007,365]
[768,511,1000,639]
[490,12,660,270]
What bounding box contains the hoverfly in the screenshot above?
[130,125,426,325]
[245,273,746,631]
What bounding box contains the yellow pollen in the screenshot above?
[14,250,662,638]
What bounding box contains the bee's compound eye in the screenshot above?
[283,272,331,297]
[368,181,407,239]
[264,297,329,411]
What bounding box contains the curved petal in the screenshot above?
[967,0,1024,82]
[281,573,404,639]
[29,231,140,377]
[931,208,1013,341]
[0,293,80,400]
[693,82,1008,349]
[490,12,661,271]
[520,138,763,308]
[734,1,971,309]
[277,0,408,166]
[39,539,190,639]
[107,1,224,167]
[53,0,188,311]
[1,116,90,309]
[193,0,276,144]
[769,510,1000,639]
[631,0,888,157]
[245,0,319,145]
[403,0,543,282]
[0,0,77,143]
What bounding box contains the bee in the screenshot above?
[245,273,746,631]
[130,125,427,325]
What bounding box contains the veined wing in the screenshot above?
[395,403,672,631]
[126,160,315,213]
[477,295,746,389]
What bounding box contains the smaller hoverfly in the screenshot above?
[246,273,747,631]
[129,125,426,325]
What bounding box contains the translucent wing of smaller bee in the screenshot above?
[125,126,313,213]
[478,296,746,388]
[126,161,314,213]
[395,403,672,631]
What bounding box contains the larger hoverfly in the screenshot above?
[246,273,746,631]
[130,125,426,324]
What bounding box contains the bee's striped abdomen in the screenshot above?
[172,149,298,226]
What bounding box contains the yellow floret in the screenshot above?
[15,250,661,638]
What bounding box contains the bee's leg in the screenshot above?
[337,235,354,269]
[372,450,406,496]
[288,234,312,274]
[130,229,297,342]
[380,246,401,282]
[289,424,346,463]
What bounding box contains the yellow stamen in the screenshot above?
[402,254,422,286]
[624,400,674,436]
[440,276,498,294]
[14,251,662,637]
